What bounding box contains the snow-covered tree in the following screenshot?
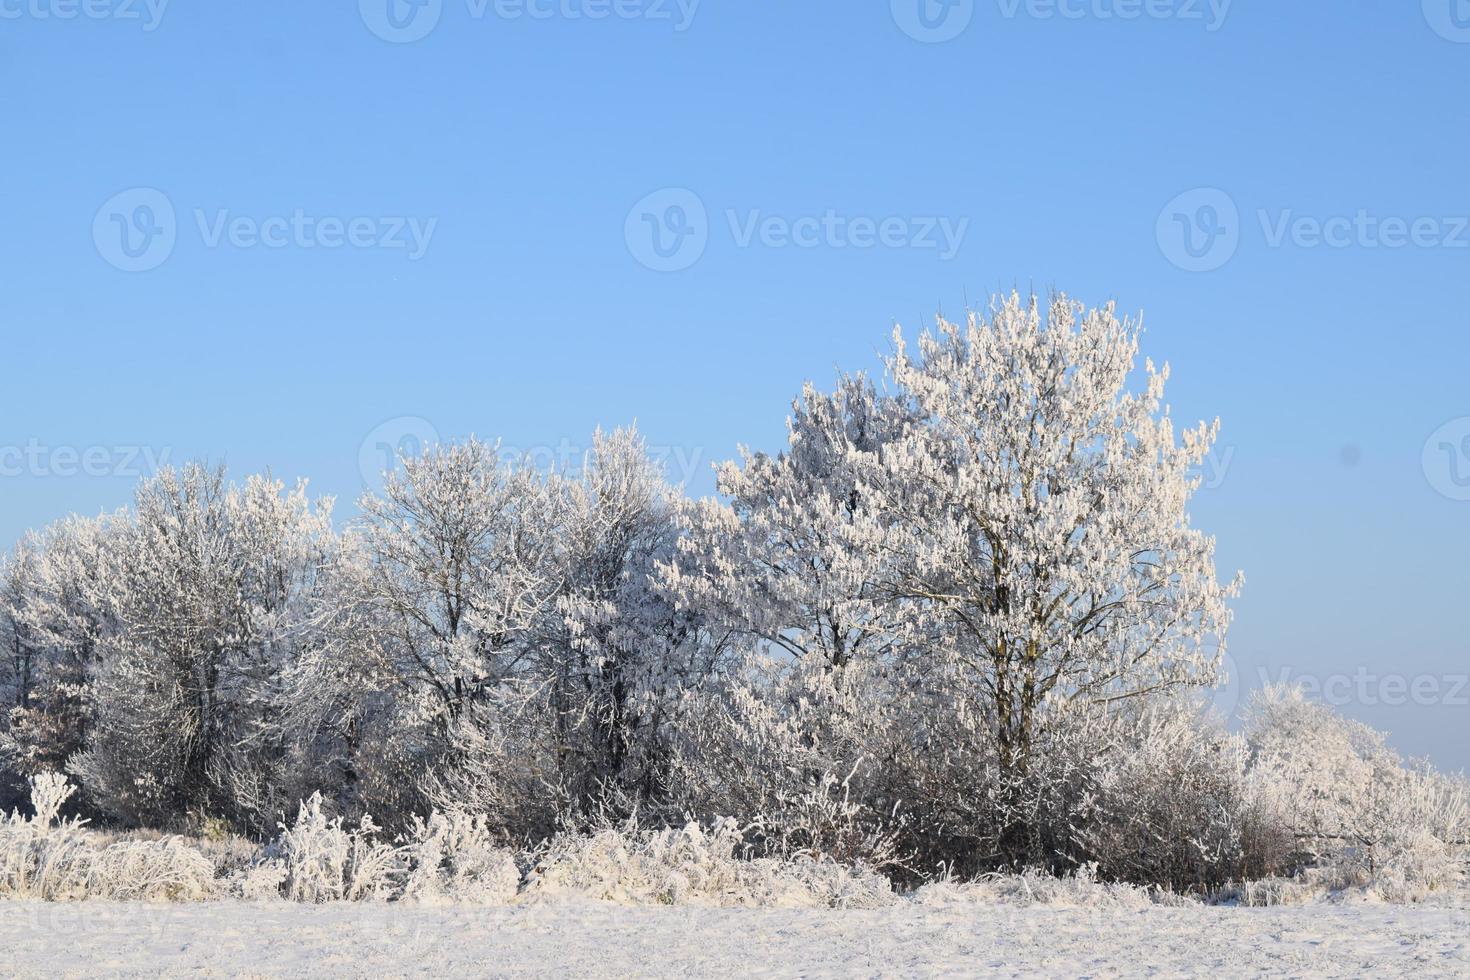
[282,437,563,824]
[543,426,720,808]
[654,377,924,864]
[666,376,908,674]
[661,292,1241,869]
[854,294,1242,802]
[69,465,335,830]
[430,427,725,832]
[0,514,128,808]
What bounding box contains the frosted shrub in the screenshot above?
[0,773,94,899]
[1243,686,1470,901]
[1,772,216,901]
[526,816,893,909]
[83,837,215,901]
[1047,700,1260,892]
[274,793,405,902]
[228,858,290,901]
[400,810,520,904]
[28,770,73,826]
[666,663,907,873]
[913,864,1195,910]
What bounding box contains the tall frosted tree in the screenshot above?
[859,293,1241,774]
[663,293,1240,865]
[667,376,907,675]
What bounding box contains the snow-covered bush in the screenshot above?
[1,773,215,901]
[1032,699,1265,892]
[664,659,907,873]
[912,864,1195,910]
[1242,686,1470,901]
[399,810,520,904]
[0,773,94,899]
[82,837,215,901]
[272,793,405,902]
[525,815,893,909]
[255,795,522,905]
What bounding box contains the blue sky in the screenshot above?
[2,1,1468,768]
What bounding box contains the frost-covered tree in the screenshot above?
[857,294,1241,793]
[430,427,725,832]
[282,438,563,824]
[667,376,908,674]
[657,378,915,863]
[662,292,1241,869]
[69,465,334,830]
[545,427,720,806]
[0,514,128,808]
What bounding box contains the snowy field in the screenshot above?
[3,898,1469,978]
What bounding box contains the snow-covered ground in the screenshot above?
[3,898,1468,978]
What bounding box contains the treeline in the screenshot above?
[2,294,1465,895]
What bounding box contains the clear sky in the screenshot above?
[2,2,1468,769]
